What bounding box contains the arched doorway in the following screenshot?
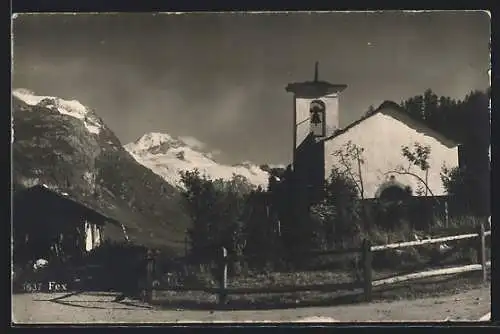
[375,176,412,229]
[375,175,412,201]
[379,185,411,203]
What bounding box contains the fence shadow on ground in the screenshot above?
[31,290,154,310]
[45,298,153,311]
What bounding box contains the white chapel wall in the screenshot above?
[324,110,459,199]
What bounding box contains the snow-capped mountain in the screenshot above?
[13,88,104,135]
[12,88,191,252]
[125,132,270,189]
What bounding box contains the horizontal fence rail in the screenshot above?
[371,230,490,252]
[221,247,363,263]
[372,262,491,287]
[225,281,362,295]
[156,281,363,295]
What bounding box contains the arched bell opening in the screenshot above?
[309,99,326,137]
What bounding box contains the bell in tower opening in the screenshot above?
[310,99,326,137]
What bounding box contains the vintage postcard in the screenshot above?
[11,11,491,324]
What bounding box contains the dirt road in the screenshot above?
[12,285,490,324]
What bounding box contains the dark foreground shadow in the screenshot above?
[149,271,487,311]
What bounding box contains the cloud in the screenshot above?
[178,135,206,150]
[177,135,223,160]
[204,149,222,160]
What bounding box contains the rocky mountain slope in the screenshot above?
[12,89,190,253]
[124,132,271,189]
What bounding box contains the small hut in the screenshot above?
[13,184,123,264]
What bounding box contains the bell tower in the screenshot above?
[285,63,347,204]
[285,62,347,170]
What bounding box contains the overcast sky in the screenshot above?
[12,11,490,165]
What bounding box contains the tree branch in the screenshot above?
[354,150,365,199]
[384,170,441,205]
[336,152,363,197]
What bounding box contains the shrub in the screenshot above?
[314,168,363,249]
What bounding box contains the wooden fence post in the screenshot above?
[444,200,449,228]
[362,239,373,302]
[477,222,487,283]
[145,249,154,303]
[218,247,228,305]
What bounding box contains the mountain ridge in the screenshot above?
[12,89,191,253]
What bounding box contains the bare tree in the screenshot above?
[332,141,370,232]
[332,140,366,199]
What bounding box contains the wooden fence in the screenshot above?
[143,222,491,305]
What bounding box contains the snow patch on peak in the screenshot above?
[13,88,45,105]
[12,88,102,135]
[268,163,287,169]
[233,161,254,168]
[127,132,175,152]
